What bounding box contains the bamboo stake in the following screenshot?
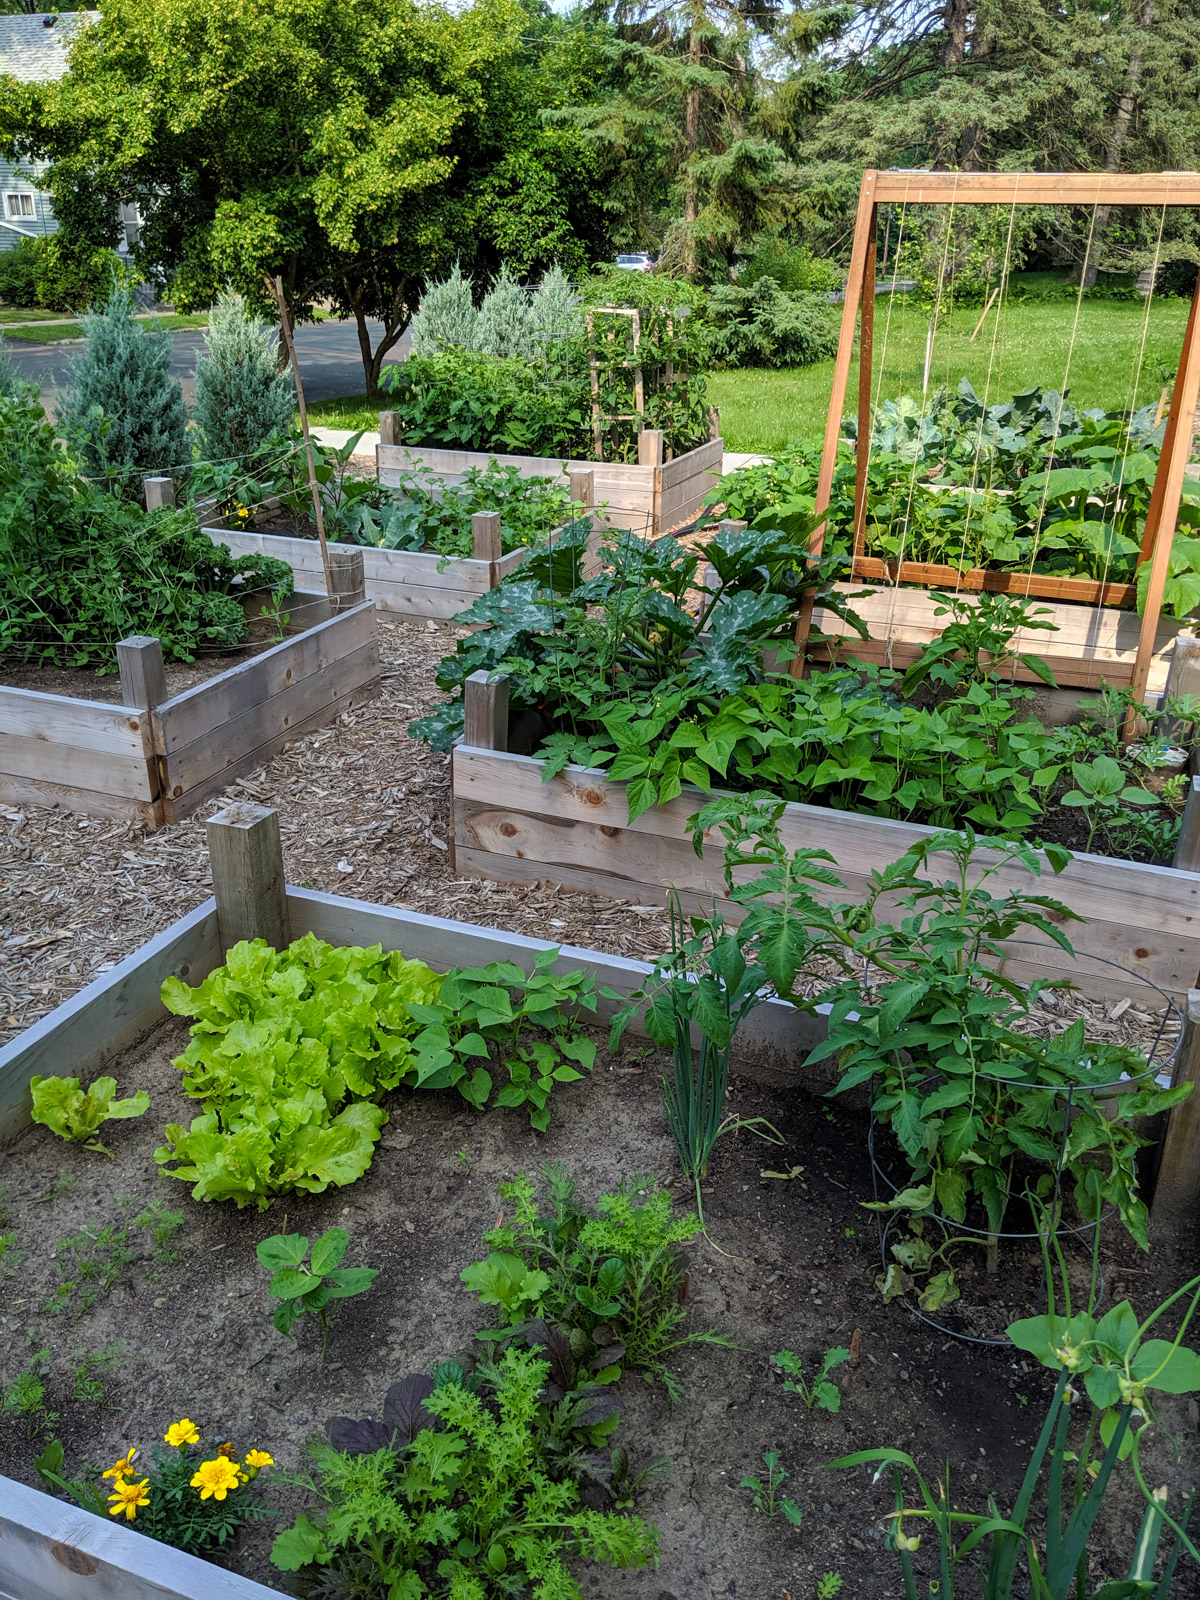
[271,275,335,605]
[970,286,1000,341]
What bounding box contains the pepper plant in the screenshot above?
[688,796,1192,1288]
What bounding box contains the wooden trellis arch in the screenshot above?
[794,168,1200,704]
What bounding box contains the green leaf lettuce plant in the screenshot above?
[30,1075,150,1156]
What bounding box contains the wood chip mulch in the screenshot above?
[0,620,1181,1073]
[0,621,672,1049]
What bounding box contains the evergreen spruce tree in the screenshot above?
[409,263,479,356]
[531,264,582,346]
[59,283,189,493]
[193,290,295,463]
[475,264,535,360]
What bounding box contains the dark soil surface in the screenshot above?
[0,605,320,706]
[2,1017,1198,1600]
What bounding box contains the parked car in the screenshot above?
[615,253,655,272]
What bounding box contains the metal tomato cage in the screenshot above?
[863,944,1183,1346]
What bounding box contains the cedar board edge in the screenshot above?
[0,1473,280,1600]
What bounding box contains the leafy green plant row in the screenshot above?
[189,431,576,559]
[156,933,598,1208]
[0,385,293,671]
[413,523,1185,863]
[717,379,1200,604]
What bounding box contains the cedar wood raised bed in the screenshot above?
[450,677,1200,1005]
[375,435,725,539]
[1,800,1198,1592]
[200,425,719,618]
[0,592,380,830]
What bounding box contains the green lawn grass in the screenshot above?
[313,295,1193,457]
[0,312,208,343]
[709,295,1191,455]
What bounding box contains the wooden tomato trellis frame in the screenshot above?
[795,169,1200,704]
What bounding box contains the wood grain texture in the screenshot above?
[1151,989,1200,1231]
[871,171,1200,205]
[155,603,377,752]
[208,803,291,952]
[812,582,1183,694]
[203,525,526,612]
[0,1472,279,1600]
[850,559,1136,608]
[0,773,162,827]
[0,901,220,1143]
[160,666,380,820]
[451,745,1200,999]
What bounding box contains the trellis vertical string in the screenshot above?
[271,275,335,605]
[883,177,960,665]
[954,190,1020,593]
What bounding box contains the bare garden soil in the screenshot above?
[2,1010,1198,1600]
[0,598,317,705]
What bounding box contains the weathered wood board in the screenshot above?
[0,687,158,824]
[451,745,1200,1002]
[0,599,381,828]
[810,583,1186,694]
[204,525,527,621]
[154,600,380,820]
[0,1472,280,1600]
[377,437,724,537]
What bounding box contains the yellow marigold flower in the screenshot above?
[244,1449,274,1470]
[216,1439,236,1459]
[107,1478,150,1520]
[191,1457,241,1501]
[102,1447,138,1481]
[164,1418,200,1448]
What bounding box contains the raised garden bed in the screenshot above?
[450,721,1200,1006]
[0,593,379,829]
[203,520,527,623]
[2,803,1198,1598]
[377,434,725,538]
[810,581,1187,693]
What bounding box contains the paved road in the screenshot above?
[5,316,409,415]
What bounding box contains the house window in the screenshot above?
[4,193,35,219]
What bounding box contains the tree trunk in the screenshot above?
[1080,0,1154,288]
[682,1,703,279]
[344,273,411,402]
[933,0,968,169]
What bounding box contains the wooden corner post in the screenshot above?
[117,636,166,711]
[327,546,367,612]
[792,169,879,675]
[463,671,509,752]
[471,511,502,565]
[206,802,291,953]
[1129,266,1200,720]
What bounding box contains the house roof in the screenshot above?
[0,11,96,84]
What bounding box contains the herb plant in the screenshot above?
[272,1348,659,1597]
[609,896,784,1222]
[461,1166,726,1398]
[740,1451,803,1526]
[29,1073,149,1156]
[775,1346,851,1413]
[70,1343,124,1407]
[0,1346,56,1439]
[257,1227,378,1359]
